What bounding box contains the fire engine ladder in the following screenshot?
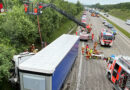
[24,2,87,28]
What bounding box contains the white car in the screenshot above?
[104,22,109,26]
[103,20,107,24]
[80,31,89,40]
[126,19,130,25]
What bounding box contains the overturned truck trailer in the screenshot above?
[18,34,80,90]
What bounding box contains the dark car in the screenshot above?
[106,14,109,17]
[111,28,117,35]
[107,24,113,28]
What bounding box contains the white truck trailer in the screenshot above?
[18,34,80,90]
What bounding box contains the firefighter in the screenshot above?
[76,32,78,35]
[86,47,90,59]
[82,46,85,55]
[30,44,35,52]
[86,25,92,33]
[93,42,98,49]
[89,49,93,59]
[86,44,89,50]
[24,49,29,52]
[86,44,89,55]
[33,49,38,53]
[92,33,94,41]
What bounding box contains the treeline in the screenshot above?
[90,2,130,12]
[0,0,83,82]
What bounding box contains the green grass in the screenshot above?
[101,15,130,38]
[48,12,82,43]
[109,9,130,21]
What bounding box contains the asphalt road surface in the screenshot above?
[62,11,130,90]
[100,12,130,33]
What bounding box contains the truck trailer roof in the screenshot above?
[116,56,130,74]
[19,34,79,74]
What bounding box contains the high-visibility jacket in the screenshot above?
[90,49,93,54]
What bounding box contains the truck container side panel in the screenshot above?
[52,40,79,90]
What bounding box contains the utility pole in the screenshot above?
[37,15,43,48]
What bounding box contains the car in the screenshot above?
[104,13,109,17]
[107,24,113,28]
[104,22,109,26]
[81,20,86,23]
[82,17,86,20]
[126,19,130,25]
[103,20,107,24]
[80,31,89,40]
[111,28,117,35]
[106,14,109,17]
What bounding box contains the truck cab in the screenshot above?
[9,52,35,83]
[99,29,114,46]
[106,55,116,80]
[107,56,130,90]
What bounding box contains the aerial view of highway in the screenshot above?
[0,0,130,90]
[62,10,130,90]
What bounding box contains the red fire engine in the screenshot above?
[99,29,114,46]
[106,56,130,90]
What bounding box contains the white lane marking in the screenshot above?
[117,33,130,47]
[118,31,130,43]
[76,42,84,90]
[68,26,77,34]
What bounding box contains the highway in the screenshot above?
[62,11,130,90]
[100,12,130,33]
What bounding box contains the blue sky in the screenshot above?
[66,0,130,5]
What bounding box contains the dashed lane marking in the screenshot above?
[76,42,84,90]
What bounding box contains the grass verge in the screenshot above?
[48,12,82,43]
[101,15,130,38]
[109,9,130,21]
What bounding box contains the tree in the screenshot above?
[1,6,38,50]
[0,44,15,82]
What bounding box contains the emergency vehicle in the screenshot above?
[81,15,87,24]
[80,27,85,31]
[95,11,99,17]
[91,13,95,17]
[80,26,93,41]
[106,56,130,90]
[80,31,89,40]
[81,19,86,24]
[99,29,114,46]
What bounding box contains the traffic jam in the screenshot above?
[79,10,130,90]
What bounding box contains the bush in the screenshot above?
[0,44,15,82]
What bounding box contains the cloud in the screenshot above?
[67,0,130,5]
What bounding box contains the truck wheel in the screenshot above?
[107,73,111,80]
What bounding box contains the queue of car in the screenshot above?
[103,19,117,35]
